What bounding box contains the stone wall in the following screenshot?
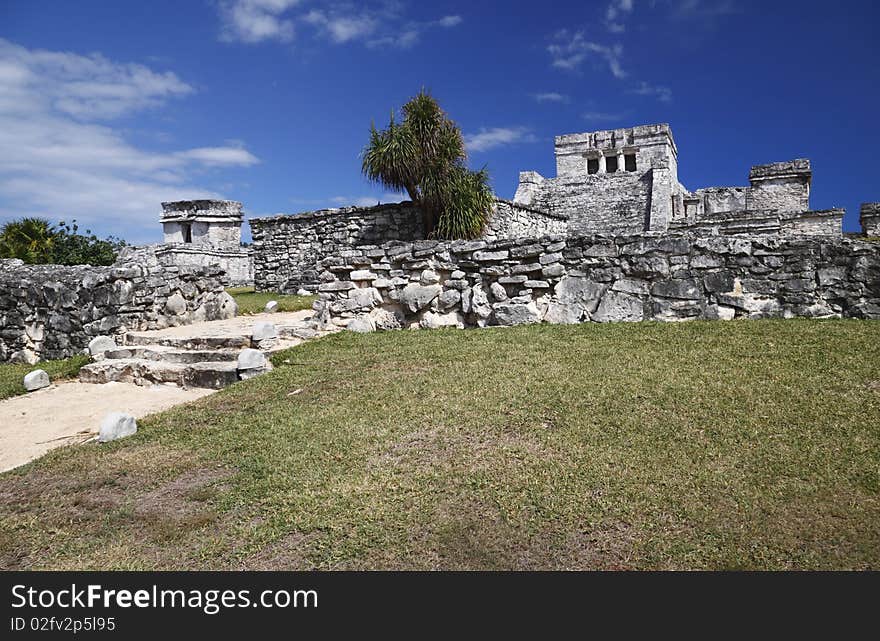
[308,233,880,332]
[525,172,653,235]
[483,200,568,241]
[250,199,569,293]
[155,245,254,286]
[862,203,880,236]
[250,202,424,293]
[0,248,237,364]
[670,208,844,237]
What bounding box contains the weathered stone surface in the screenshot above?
[23,369,50,391]
[651,278,702,300]
[279,232,879,335]
[350,270,377,281]
[98,412,137,443]
[554,277,606,315]
[593,291,645,322]
[492,301,541,326]
[0,248,235,363]
[165,292,187,315]
[237,348,267,370]
[420,311,465,329]
[419,269,441,285]
[473,250,509,262]
[400,283,442,313]
[490,282,508,301]
[264,300,279,313]
[88,335,117,359]
[543,302,582,324]
[439,289,461,309]
[347,315,376,333]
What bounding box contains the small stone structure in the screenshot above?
[309,233,880,330]
[862,203,880,237]
[514,124,844,236]
[158,200,253,285]
[0,249,236,364]
[250,199,564,293]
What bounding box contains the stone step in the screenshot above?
[79,358,243,389]
[124,333,251,350]
[104,346,240,364]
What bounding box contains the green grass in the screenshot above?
[227,286,316,315]
[0,355,90,401]
[1,320,879,570]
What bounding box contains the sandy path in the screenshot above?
[127,310,314,339]
[0,382,214,472]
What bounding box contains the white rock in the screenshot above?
[420,269,441,285]
[237,348,267,370]
[164,292,187,316]
[347,316,376,333]
[217,291,238,319]
[420,311,465,329]
[296,288,312,296]
[252,321,277,342]
[88,335,117,359]
[23,369,50,392]
[264,300,279,313]
[98,413,137,443]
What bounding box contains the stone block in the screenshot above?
[23,369,50,391]
[98,413,137,443]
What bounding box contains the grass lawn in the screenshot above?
[0,355,90,401]
[227,286,316,315]
[1,319,878,570]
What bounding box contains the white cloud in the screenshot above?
[631,80,672,102]
[217,2,461,49]
[605,0,634,33]
[219,0,301,44]
[548,30,626,78]
[437,15,462,28]
[465,127,538,153]
[0,39,258,242]
[175,146,260,167]
[304,10,378,44]
[0,40,193,119]
[533,92,569,103]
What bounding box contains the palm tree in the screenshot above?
[0,217,56,264]
[362,90,493,239]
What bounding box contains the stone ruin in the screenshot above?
[1,121,877,366]
[156,199,253,286]
[514,123,842,236]
[248,123,879,330]
[0,247,237,364]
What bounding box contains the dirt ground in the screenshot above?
[0,381,214,472]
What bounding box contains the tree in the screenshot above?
[0,217,56,264]
[0,217,124,265]
[52,220,125,266]
[361,90,494,239]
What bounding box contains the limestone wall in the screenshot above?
[520,172,652,234]
[0,249,237,364]
[250,199,569,293]
[155,245,254,286]
[483,200,568,241]
[250,202,424,293]
[670,208,844,236]
[308,233,880,332]
[862,203,880,236]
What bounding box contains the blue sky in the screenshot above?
[1,0,878,242]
